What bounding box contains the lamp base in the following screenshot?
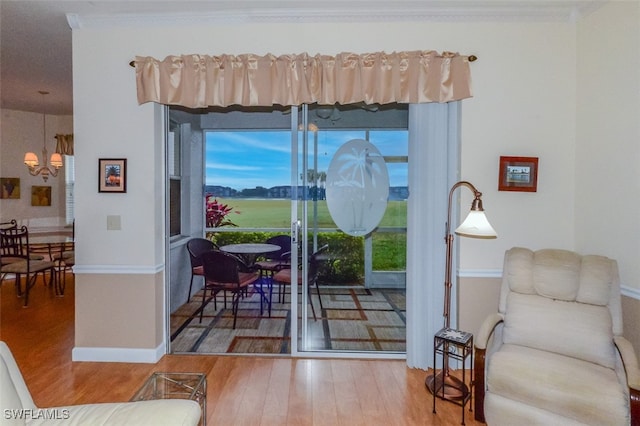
[425,370,468,402]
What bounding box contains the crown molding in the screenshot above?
[66,1,607,29]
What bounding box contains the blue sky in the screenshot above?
[205,130,408,191]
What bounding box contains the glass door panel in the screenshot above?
[297,104,409,355]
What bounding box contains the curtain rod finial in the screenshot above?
[129,60,135,68]
[468,55,478,62]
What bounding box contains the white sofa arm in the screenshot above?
[614,335,640,391]
[475,313,504,350]
[27,400,201,426]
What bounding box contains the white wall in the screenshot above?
[459,21,578,269]
[576,2,640,292]
[72,19,578,269]
[70,7,639,358]
[0,109,72,228]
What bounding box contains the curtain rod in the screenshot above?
[128,54,477,68]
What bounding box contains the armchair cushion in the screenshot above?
[486,344,627,426]
[502,248,615,305]
[502,247,619,369]
[503,292,615,369]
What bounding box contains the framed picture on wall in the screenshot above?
[98,158,127,193]
[0,177,20,199]
[31,186,51,206]
[498,156,538,192]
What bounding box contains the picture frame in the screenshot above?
[31,186,51,206]
[498,156,538,192]
[98,158,127,193]
[0,177,20,199]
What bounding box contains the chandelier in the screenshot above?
[23,91,63,182]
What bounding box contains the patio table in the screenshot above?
[219,243,280,267]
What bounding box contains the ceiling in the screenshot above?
[0,0,604,116]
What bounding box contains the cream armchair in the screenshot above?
[0,342,201,426]
[474,247,640,425]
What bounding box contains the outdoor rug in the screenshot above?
[170,284,406,354]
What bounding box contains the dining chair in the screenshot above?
[0,220,19,285]
[186,238,219,304]
[273,244,329,320]
[0,220,18,266]
[0,226,56,306]
[0,219,17,231]
[254,234,292,277]
[0,221,45,265]
[200,250,260,329]
[52,221,74,295]
[53,247,74,295]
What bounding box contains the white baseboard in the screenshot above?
[72,343,165,363]
[622,285,640,300]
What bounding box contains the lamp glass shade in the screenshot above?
[24,152,39,167]
[50,153,63,168]
[455,210,497,239]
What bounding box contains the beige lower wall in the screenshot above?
[458,277,501,338]
[622,296,640,355]
[73,270,638,359]
[75,272,164,349]
[459,276,640,356]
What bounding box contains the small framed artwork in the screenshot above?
[31,186,51,206]
[0,177,20,199]
[498,156,539,192]
[99,158,127,193]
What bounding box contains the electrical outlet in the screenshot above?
[106,215,121,231]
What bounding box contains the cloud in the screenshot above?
[206,131,290,154]
[207,163,261,172]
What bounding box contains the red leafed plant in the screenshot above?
[205,195,240,228]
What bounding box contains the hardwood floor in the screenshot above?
[0,274,484,425]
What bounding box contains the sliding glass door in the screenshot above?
[169,103,408,357]
[295,104,408,355]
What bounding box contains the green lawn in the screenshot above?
[220,198,407,229]
[213,198,407,274]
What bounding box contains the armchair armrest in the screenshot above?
[474,312,503,423]
[614,336,640,426]
[44,400,201,426]
[475,313,504,350]
[614,335,640,390]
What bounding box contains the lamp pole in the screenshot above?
[426,180,497,400]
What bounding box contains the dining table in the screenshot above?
[29,234,74,258]
[29,233,74,296]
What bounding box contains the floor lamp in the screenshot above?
[426,180,497,400]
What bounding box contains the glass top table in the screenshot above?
[29,235,73,245]
[131,372,206,426]
[219,243,280,266]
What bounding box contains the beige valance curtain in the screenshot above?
[55,134,74,156]
[133,51,473,108]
